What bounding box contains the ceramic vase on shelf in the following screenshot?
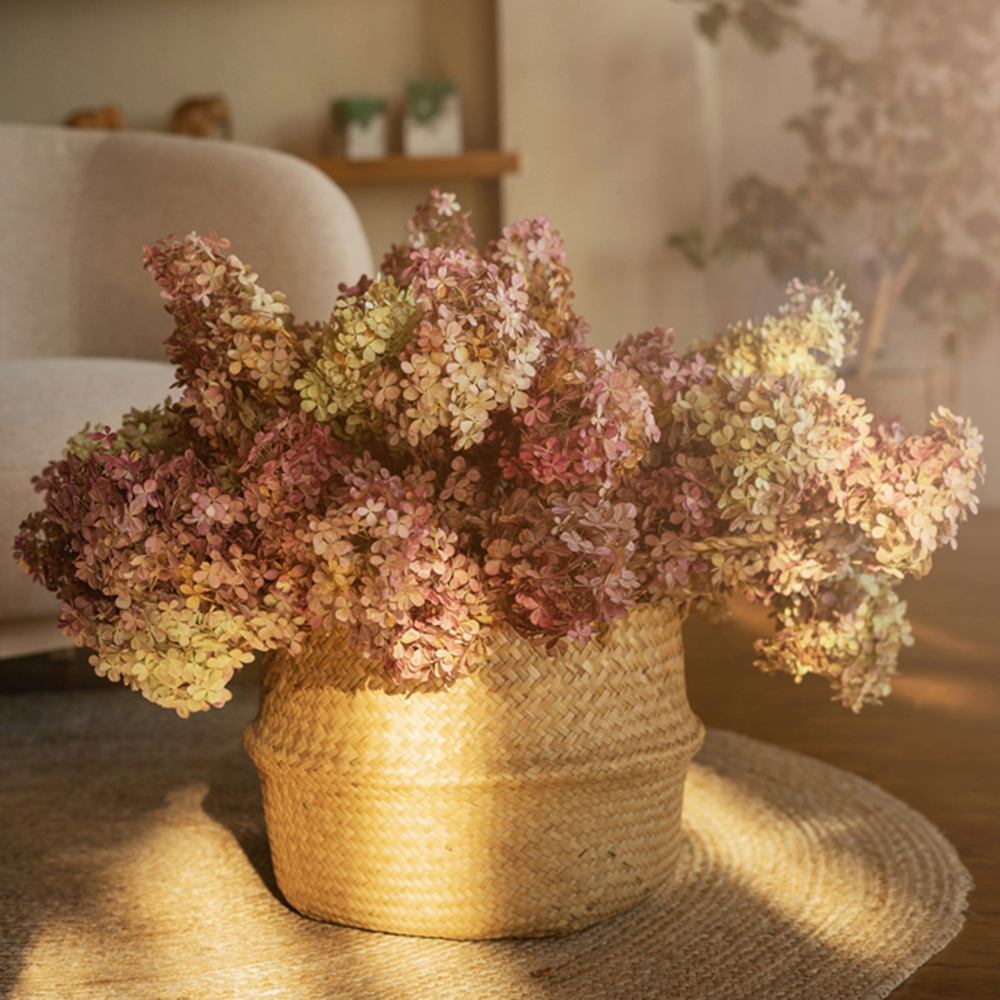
[330,97,389,161]
[243,600,704,940]
[402,79,463,157]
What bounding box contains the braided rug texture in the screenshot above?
[0,685,971,1000]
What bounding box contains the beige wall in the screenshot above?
[499,0,713,352]
[0,0,500,255]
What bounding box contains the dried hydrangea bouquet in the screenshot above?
[15,192,983,939]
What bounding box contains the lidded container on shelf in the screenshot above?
[330,97,388,160]
[403,79,463,157]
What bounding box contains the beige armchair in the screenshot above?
[0,123,373,657]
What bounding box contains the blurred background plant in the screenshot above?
[671,0,1000,383]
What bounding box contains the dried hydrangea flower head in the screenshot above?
[620,282,984,709]
[295,276,418,440]
[696,275,862,384]
[14,191,984,716]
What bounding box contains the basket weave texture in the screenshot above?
[243,600,704,939]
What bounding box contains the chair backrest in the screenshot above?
[0,123,374,360]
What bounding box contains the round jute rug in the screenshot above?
[0,685,970,1000]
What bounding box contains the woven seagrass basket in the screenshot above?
[243,599,704,940]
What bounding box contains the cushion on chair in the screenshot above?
[0,124,374,360]
[1,358,177,654]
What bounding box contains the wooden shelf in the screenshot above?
[308,150,520,184]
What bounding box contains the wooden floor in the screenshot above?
[683,508,1000,999]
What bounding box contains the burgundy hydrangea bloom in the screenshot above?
[303,455,493,684]
[498,343,658,492]
[482,488,641,644]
